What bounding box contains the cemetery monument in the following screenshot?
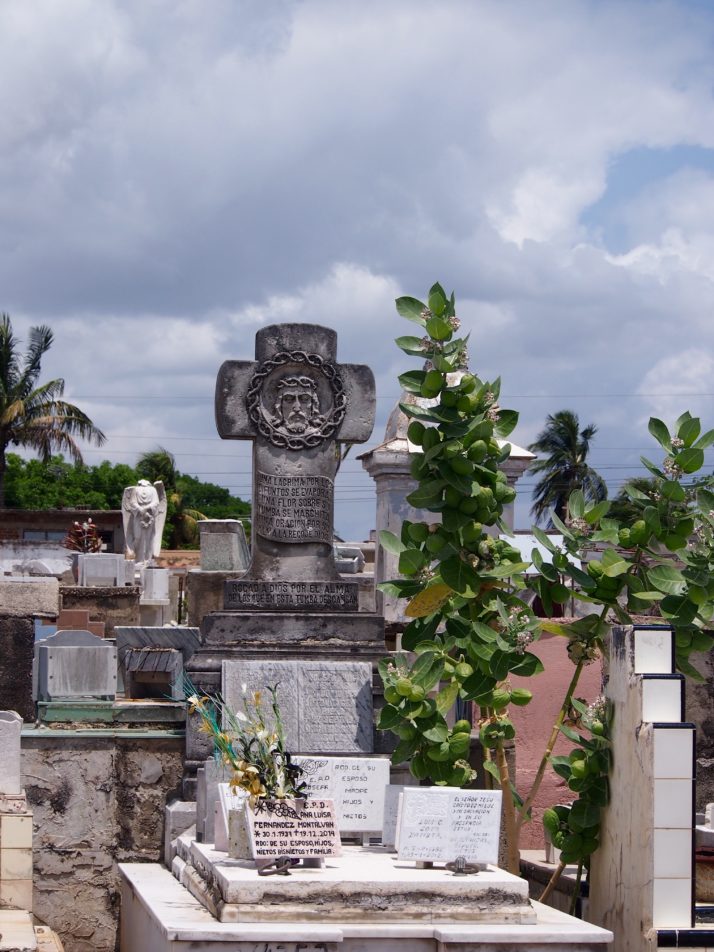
[184,323,386,792]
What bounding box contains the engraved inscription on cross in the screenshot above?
[215,323,375,613]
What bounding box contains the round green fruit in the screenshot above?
[455,661,474,678]
[450,457,474,476]
[384,687,401,704]
[448,732,471,755]
[509,688,532,706]
[408,685,426,702]
[453,719,472,734]
[491,689,510,710]
[467,440,488,462]
[395,678,413,698]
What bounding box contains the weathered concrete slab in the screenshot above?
[223,660,373,753]
[0,578,59,618]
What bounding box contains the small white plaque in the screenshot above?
[295,756,390,832]
[214,783,248,853]
[397,787,502,865]
[381,784,405,847]
[247,798,342,859]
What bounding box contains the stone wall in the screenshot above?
[22,731,183,952]
[0,615,35,720]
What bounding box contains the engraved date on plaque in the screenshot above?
[255,471,333,543]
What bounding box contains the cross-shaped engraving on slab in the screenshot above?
[215,323,376,612]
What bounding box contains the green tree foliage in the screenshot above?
[4,453,250,549]
[137,447,250,549]
[379,282,714,879]
[527,410,606,526]
[5,454,136,509]
[0,314,106,506]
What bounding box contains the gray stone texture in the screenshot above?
[0,577,59,618]
[185,570,237,626]
[164,800,197,867]
[199,519,250,572]
[0,710,23,795]
[22,732,183,952]
[34,630,117,702]
[201,610,384,654]
[124,647,183,700]
[223,659,373,753]
[202,757,232,844]
[115,626,199,675]
[0,614,35,720]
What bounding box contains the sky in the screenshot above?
[2,0,714,540]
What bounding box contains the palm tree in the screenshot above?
[0,315,106,507]
[136,447,205,548]
[527,409,606,526]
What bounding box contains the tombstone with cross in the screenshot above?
[214,323,376,613]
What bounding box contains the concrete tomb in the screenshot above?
[199,519,250,572]
[76,553,131,587]
[33,629,117,702]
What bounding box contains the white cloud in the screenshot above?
[3,1,714,536]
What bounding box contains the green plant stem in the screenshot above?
[569,860,584,917]
[540,859,566,904]
[515,660,584,836]
[495,739,520,875]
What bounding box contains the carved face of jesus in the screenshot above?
[274,376,322,434]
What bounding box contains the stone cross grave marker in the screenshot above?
[215,323,375,612]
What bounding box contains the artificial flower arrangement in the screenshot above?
[186,681,306,805]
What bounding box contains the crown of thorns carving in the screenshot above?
[246,350,347,450]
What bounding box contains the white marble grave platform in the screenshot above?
[120,860,613,951]
[173,837,534,924]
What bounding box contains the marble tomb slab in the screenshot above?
[223,660,373,753]
[174,839,534,924]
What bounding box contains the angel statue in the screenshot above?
[121,479,168,564]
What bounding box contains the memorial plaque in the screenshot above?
[397,787,502,865]
[299,663,373,753]
[222,660,373,754]
[222,661,300,746]
[294,756,390,832]
[247,798,341,859]
[381,784,406,848]
[224,579,358,612]
[255,472,333,544]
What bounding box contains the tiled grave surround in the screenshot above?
[590,626,696,947]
